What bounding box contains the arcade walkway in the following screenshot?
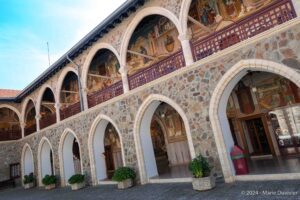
[1,180,300,200]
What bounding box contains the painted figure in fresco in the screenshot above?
[200,3,216,26]
[139,46,150,64]
[164,35,175,53]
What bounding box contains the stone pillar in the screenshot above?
[178,33,194,66]
[35,114,41,131]
[55,103,61,122]
[292,0,300,17]
[119,66,130,93]
[81,87,89,110]
[21,121,26,138]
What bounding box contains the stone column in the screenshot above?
[81,87,89,110]
[178,33,194,66]
[21,121,26,138]
[292,0,300,17]
[55,103,61,122]
[35,114,41,132]
[119,66,130,93]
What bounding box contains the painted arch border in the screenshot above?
[37,136,55,186]
[21,143,34,186]
[36,84,57,116]
[88,114,126,186]
[209,59,300,183]
[58,128,84,186]
[133,94,196,184]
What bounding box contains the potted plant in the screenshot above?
[189,155,215,191]
[112,167,136,189]
[23,173,35,189]
[42,175,57,190]
[68,174,85,190]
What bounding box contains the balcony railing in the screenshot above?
[191,0,297,61]
[0,129,21,141]
[24,124,36,137]
[60,102,81,121]
[128,50,185,90]
[87,81,124,108]
[40,113,57,130]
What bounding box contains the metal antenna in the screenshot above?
[47,42,51,67]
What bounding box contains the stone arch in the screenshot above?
[179,0,193,35]
[21,97,36,124]
[58,128,83,186]
[21,143,34,183]
[0,104,22,122]
[82,43,121,90]
[133,94,195,184]
[119,6,183,68]
[88,114,125,185]
[37,137,55,186]
[209,59,300,183]
[36,84,57,115]
[56,66,78,106]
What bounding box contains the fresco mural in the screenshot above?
[60,72,79,108]
[188,0,274,40]
[127,15,181,75]
[26,105,36,128]
[87,50,121,94]
[0,108,20,131]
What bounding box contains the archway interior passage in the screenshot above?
[24,100,36,136]
[60,72,81,120]
[87,49,121,95]
[224,71,300,175]
[23,147,34,176]
[93,121,123,182]
[40,88,56,129]
[40,141,54,179]
[187,0,275,41]
[0,107,21,141]
[126,15,181,76]
[62,133,82,183]
[141,102,191,179]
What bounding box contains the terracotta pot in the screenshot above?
[117,179,133,189]
[192,175,216,191]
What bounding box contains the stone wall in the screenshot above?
[0,9,300,186]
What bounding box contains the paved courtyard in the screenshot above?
[1,180,300,200]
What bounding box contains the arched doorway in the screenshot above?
[209,60,300,182]
[59,130,82,186]
[38,138,54,186]
[86,49,122,108]
[89,117,124,185]
[0,107,21,141]
[22,144,34,178]
[135,97,194,183]
[59,71,81,120]
[39,88,56,129]
[125,14,183,89]
[24,100,36,136]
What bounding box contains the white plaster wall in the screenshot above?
[292,0,300,17]
[93,120,109,181]
[62,133,75,183]
[24,148,34,175]
[41,142,52,177]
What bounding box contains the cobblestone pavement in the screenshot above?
[1,180,300,200]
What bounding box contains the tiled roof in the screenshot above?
[0,89,21,98]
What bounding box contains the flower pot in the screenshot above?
[70,182,85,191]
[45,184,56,190]
[24,182,34,189]
[117,179,133,189]
[192,175,215,191]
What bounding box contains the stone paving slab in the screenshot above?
[1,180,300,200]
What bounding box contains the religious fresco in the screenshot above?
[87,50,121,94]
[26,107,36,127]
[150,120,167,156]
[104,124,121,151]
[60,73,79,107]
[188,0,274,41]
[40,106,54,118]
[127,16,181,75]
[0,108,20,131]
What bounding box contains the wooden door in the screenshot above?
[104,145,115,179]
[245,118,271,155]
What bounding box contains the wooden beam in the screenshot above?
[188,16,212,34]
[61,90,78,94]
[88,73,115,80]
[127,50,157,60]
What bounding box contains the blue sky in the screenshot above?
[0,0,126,90]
